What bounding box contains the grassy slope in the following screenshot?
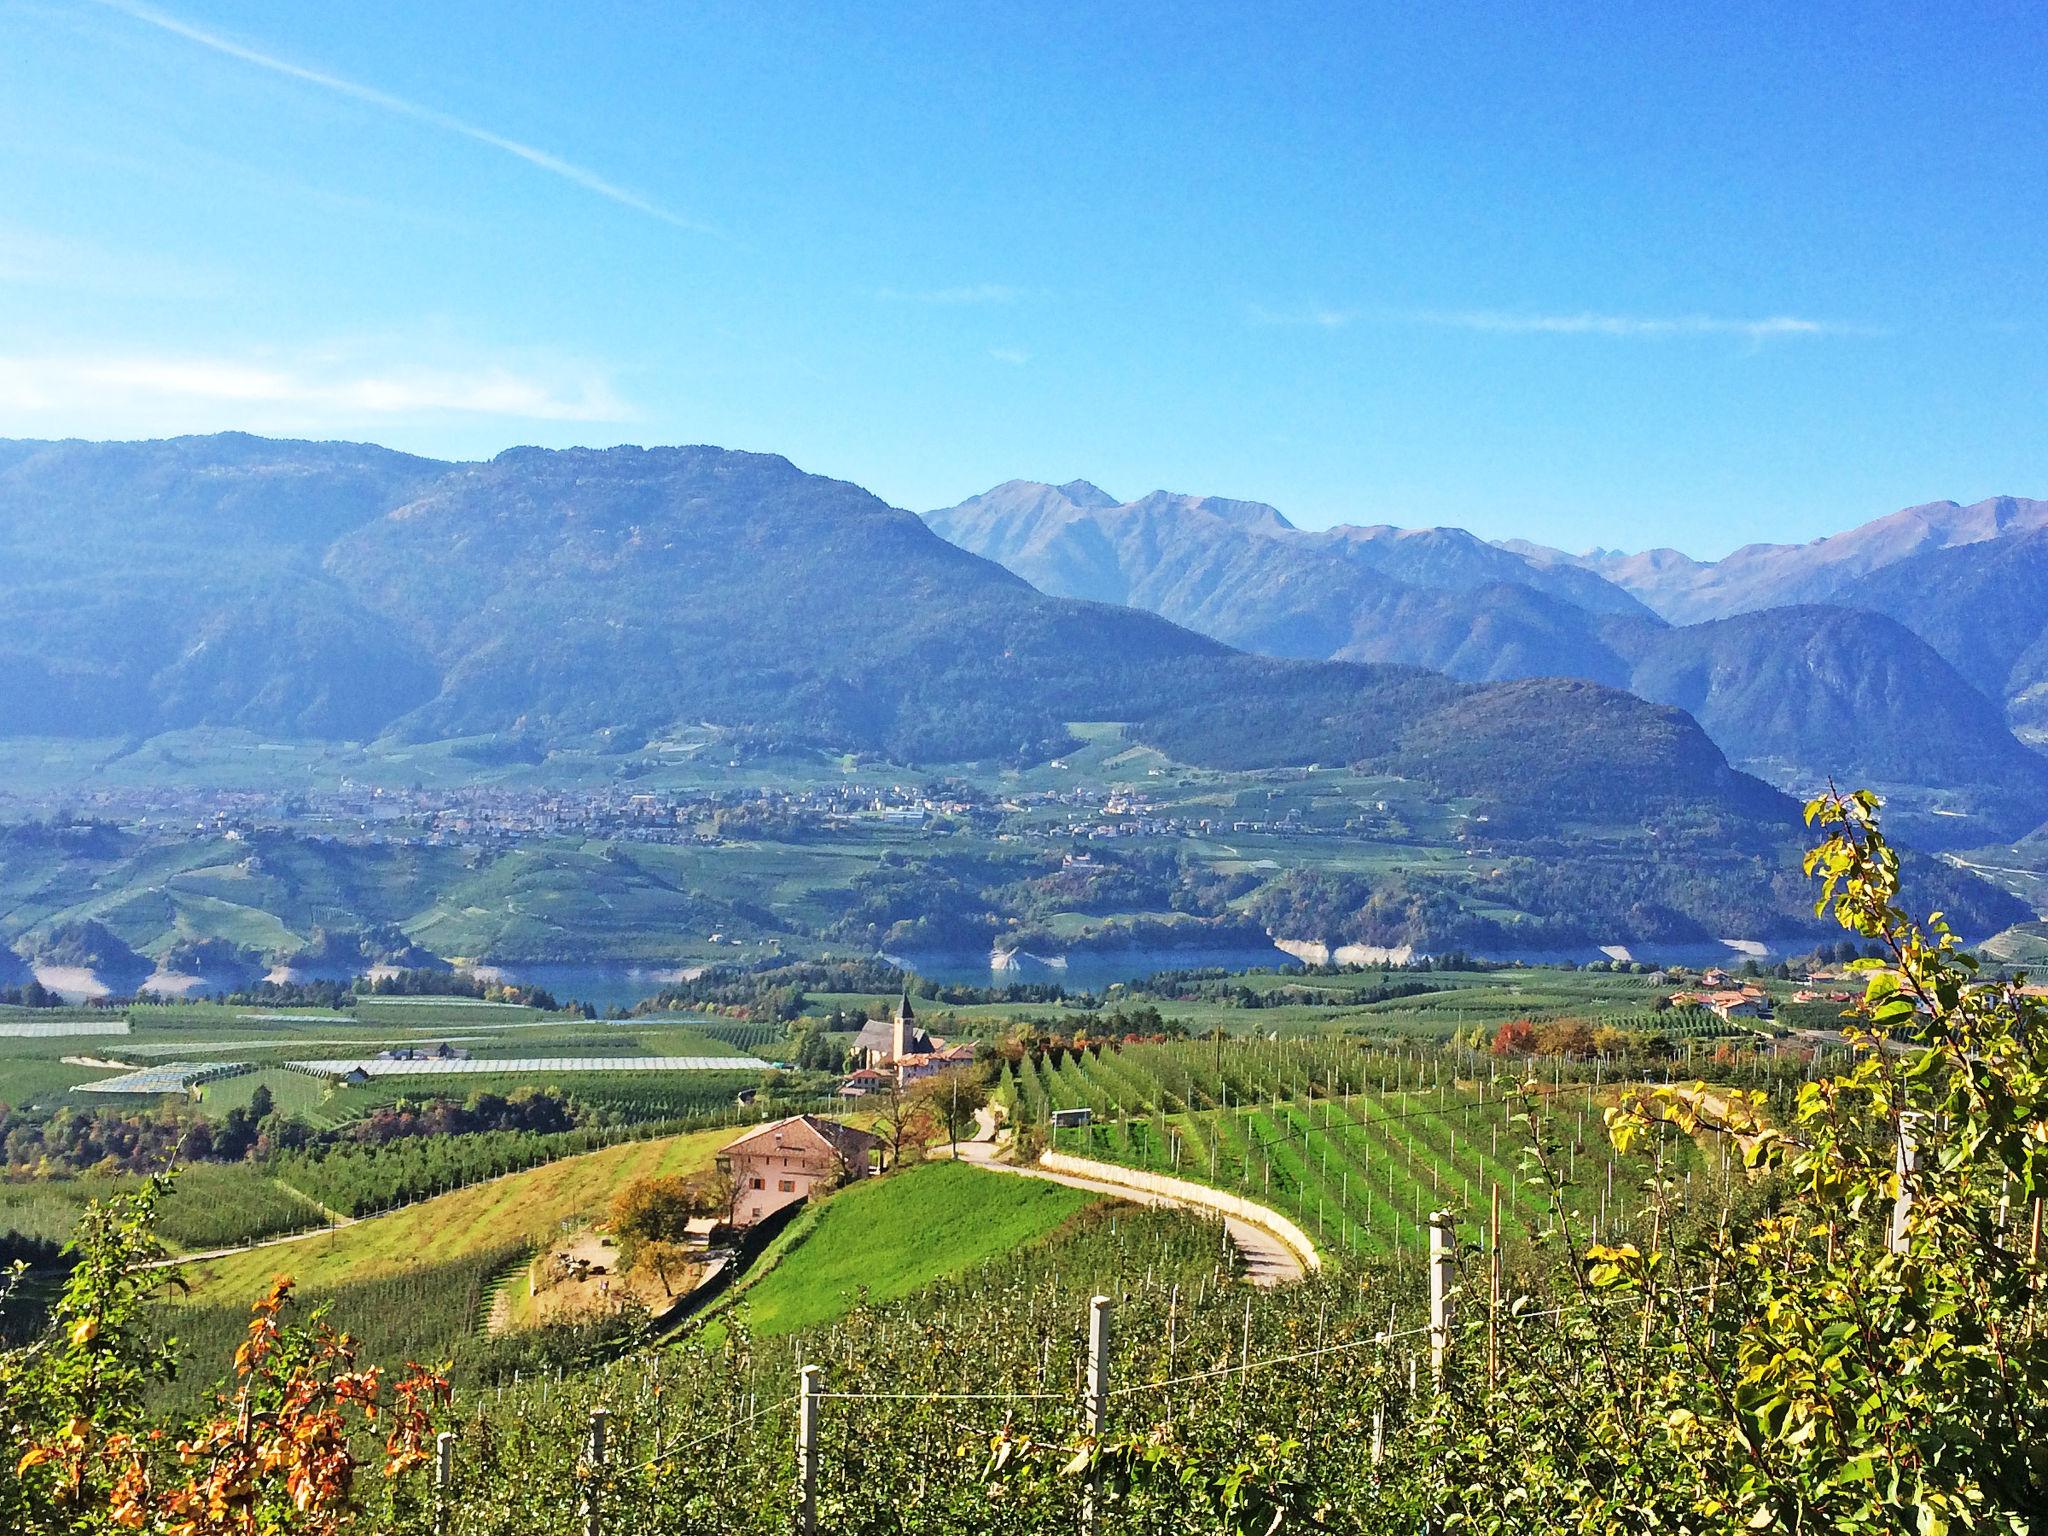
[172,1126,731,1305]
[737,1161,1095,1336]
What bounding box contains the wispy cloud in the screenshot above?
[86,0,712,234]
[1247,303,1360,329]
[877,283,1028,305]
[0,348,631,423]
[1407,309,1861,340]
[987,347,1032,366]
[1250,302,1871,340]
[0,225,216,298]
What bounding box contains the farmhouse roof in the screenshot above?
[720,1113,877,1162]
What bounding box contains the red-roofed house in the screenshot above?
[717,1114,878,1226]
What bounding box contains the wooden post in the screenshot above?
[580,1410,607,1536]
[796,1364,823,1536]
[433,1431,454,1536]
[1428,1209,1453,1391]
[1083,1295,1112,1534]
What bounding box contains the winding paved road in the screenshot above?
[951,1128,1307,1287]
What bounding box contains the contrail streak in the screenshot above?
[89,0,714,234]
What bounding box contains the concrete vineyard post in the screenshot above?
[580,1410,606,1536]
[1890,1111,1923,1255]
[1083,1294,1112,1536]
[796,1364,822,1536]
[1428,1208,1453,1392]
[433,1431,454,1536]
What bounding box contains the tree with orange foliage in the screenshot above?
[1490,1017,1539,1055]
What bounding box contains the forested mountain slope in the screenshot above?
[1611,606,2048,842]
[930,478,2048,843]
[0,436,1762,838]
[1514,495,2048,739]
[0,434,2031,951]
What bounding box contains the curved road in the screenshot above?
[951,1134,1306,1287]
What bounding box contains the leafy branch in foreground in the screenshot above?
[1443,787,2048,1535]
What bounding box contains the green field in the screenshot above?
[731,1161,1096,1335]
[0,1164,326,1256]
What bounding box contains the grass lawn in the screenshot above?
[197,1066,335,1120]
[737,1161,1096,1336]
[172,1126,732,1305]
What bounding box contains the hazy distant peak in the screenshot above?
[1115,490,1296,535]
[1056,479,1120,509]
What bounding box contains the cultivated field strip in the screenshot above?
[999,1039,1717,1258]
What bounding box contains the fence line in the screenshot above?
[422,1262,1798,1536]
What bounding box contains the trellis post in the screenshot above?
[1083,1294,1112,1535]
[1428,1208,1453,1392]
[580,1410,607,1536]
[1487,1183,1501,1391]
[796,1364,823,1536]
[1889,1111,1923,1254]
[432,1430,455,1536]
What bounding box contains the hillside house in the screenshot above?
[717,1114,877,1226]
[896,1041,979,1086]
[837,1067,892,1098]
[1704,989,1771,1022]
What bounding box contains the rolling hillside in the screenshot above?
[172,1125,732,1305]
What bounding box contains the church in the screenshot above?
[850,988,936,1069]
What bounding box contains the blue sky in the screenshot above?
[1,1,2042,554]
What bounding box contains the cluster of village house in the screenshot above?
[1659,965,1861,1023]
[1664,969,1779,1022]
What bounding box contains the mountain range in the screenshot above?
[0,434,1760,829]
[0,432,2030,949]
[928,483,2048,845]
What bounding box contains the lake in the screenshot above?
[887,945,1306,991]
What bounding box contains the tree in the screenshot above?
[635,1239,695,1298]
[871,1075,941,1167]
[909,1066,989,1156]
[1419,789,2048,1531]
[608,1173,729,1264]
[1489,1017,1538,1056]
[1534,1016,1594,1059]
